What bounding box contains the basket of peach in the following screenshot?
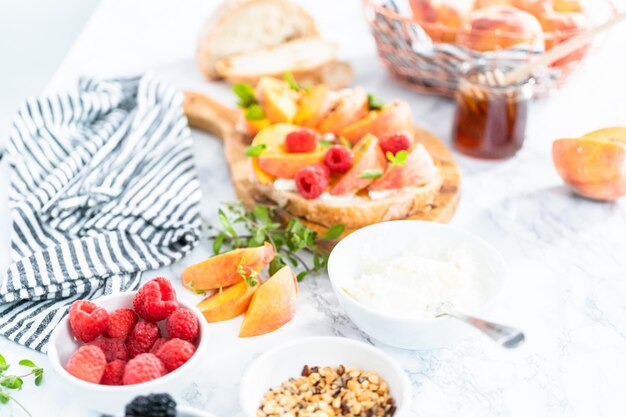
[363,0,617,97]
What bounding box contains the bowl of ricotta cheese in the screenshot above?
[327,220,507,349]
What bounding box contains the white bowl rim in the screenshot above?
[239,335,412,415]
[327,220,508,323]
[47,290,209,392]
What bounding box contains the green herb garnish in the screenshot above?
[208,203,345,281]
[386,150,408,166]
[237,257,259,286]
[0,354,44,416]
[244,104,265,121]
[233,83,258,108]
[340,138,352,149]
[359,169,383,179]
[367,93,384,111]
[244,144,267,157]
[284,72,300,91]
[319,140,333,149]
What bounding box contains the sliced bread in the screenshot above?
[197,0,318,79]
[216,38,352,89]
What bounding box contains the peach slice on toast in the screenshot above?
[338,100,413,144]
[369,143,436,191]
[256,77,298,124]
[330,133,386,196]
[252,124,326,179]
[316,86,368,134]
[552,128,626,201]
[294,84,335,128]
[182,242,275,291]
[197,280,259,323]
[239,266,298,337]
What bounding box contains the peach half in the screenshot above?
[239,266,298,337]
[251,123,326,179]
[182,242,275,291]
[552,128,626,201]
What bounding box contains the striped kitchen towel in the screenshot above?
[0,74,202,352]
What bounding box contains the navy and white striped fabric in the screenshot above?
[0,75,202,352]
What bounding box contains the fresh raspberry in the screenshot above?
[380,133,411,156]
[285,128,317,153]
[133,277,178,322]
[65,345,106,384]
[323,145,354,174]
[166,308,199,342]
[123,353,166,385]
[68,300,109,343]
[101,360,126,385]
[128,321,161,358]
[149,337,169,354]
[88,337,128,362]
[106,308,138,340]
[155,338,196,372]
[295,165,330,200]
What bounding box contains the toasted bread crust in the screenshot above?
[251,170,445,229]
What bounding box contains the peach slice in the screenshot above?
[338,101,413,144]
[330,134,387,196]
[245,118,271,137]
[316,87,368,134]
[552,131,626,201]
[197,280,259,323]
[256,77,298,124]
[239,266,298,338]
[294,84,335,129]
[553,0,583,12]
[182,242,275,291]
[369,144,436,191]
[252,123,326,179]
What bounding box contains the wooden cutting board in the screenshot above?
[183,92,460,246]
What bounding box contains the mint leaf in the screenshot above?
[18,360,36,368]
[319,140,333,149]
[244,104,265,121]
[387,150,408,166]
[323,224,345,240]
[284,72,300,91]
[340,138,352,149]
[0,393,9,404]
[359,169,383,179]
[233,83,257,108]
[244,144,267,157]
[1,376,23,390]
[368,93,384,110]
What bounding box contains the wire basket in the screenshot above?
[363,0,618,97]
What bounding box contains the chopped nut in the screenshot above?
[257,365,396,416]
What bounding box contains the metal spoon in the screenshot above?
[437,303,525,349]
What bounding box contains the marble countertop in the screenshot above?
[1,0,626,416]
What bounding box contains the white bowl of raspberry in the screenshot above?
[47,278,210,415]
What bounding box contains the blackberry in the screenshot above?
[125,393,177,417]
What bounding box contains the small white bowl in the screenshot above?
[48,291,210,415]
[327,220,507,349]
[240,336,412,417]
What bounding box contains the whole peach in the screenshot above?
[458,5,545,52]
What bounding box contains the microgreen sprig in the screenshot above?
[0,354,44,417]
[209,203,344,282]
[367,93,384,111]
[387,150,408,166]
[233,83,266,121]
[237,257,259,287]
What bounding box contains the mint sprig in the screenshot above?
[359,169,383,179]
[208,203,345,281]
[0,354,44,417]
[387,150,408,166]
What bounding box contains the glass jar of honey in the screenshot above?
[452,63,534,159]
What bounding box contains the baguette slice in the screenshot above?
[216,38,353,89]
[197,0,318,80]
[253,170,444,230]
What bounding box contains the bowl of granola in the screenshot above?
[239,336,412,416]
